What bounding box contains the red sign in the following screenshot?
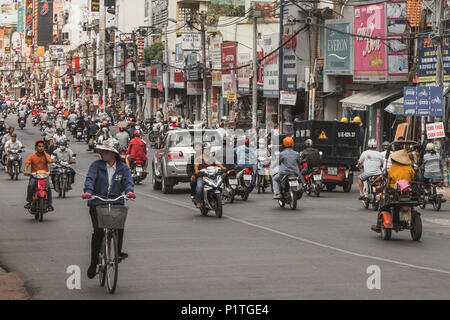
[221,41,237,75]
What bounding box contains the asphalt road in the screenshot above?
[0,114,450,299]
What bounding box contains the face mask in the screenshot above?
[102,152,115,162]
[60,147,66,151]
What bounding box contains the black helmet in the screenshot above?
[47,123,52,128]
[11,133,17,137]
[381,141,390,150]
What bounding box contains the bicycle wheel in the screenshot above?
[106,231,119,294]
[98,236,106,287]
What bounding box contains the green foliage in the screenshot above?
[144,42,164,62]
[208,2,245,21]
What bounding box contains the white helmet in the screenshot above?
[368,138,377,149]
[426,142,435,152]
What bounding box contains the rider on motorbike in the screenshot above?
[357,139,384,200]
[82,138,135,279]
[380,141,392,173]
[126,130,148,171]
[193,142,227,208]
[4,133,24,173]
[234,137,257,185]
[0,118,6,133]
[50,141,76,188]
[299,139,321,188]
[273,137,302,199]
[17,107,27,125]
[423,142,442,181]
[115,126,130,151]
[24,139,55,211]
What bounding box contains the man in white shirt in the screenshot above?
[4,133,24,173]
[357,138,384,200]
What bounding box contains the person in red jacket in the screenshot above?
[126,130,148,171]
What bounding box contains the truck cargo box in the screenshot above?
[293,120,359,166]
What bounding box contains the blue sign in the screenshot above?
[403,86,443,116]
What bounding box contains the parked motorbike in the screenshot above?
[53,160,73,198]
[362,176,383,211]
[226,167,254,201]
[130,159,147,184]
[28,173,50,222]
[256,156,272,194]
[276,174,303,210]
[197,167,226,218]
[7,148,22,180]
[420,178,446,211]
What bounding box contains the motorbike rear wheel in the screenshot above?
[410,214,422,241]
[289,190,297,210]
[343,182,352,193]
[241,188,249,201]
[38,197,44,222]
[278,200,285,208]
[433,197,442,211]
[314,185,320,198]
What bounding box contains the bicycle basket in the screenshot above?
[96,205,128,229]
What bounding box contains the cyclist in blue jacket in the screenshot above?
[82,138,136,279]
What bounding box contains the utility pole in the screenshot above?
[164,24,169,121]
[200,11,208,125]
[431,0,444,140]
[100,0,106,108]
[252,4,258,131]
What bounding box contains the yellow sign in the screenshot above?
[318,130,328,140]
[37,46,45,57]
[227,92,236,102]
[5,47,10,53]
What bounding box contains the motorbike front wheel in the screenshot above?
[215,194,223,218]
[433,196,442,211]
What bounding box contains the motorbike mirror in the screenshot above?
[72,154,77,157]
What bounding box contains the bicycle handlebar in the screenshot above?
[85,195,131,202]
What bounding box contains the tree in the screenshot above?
[144,42,164,63]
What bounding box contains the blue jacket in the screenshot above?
[84,160,134,207]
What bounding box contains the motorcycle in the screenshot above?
[197,167,226,218]
[300,163,322,197]
[130,159,147,184]
[256,156,272,194]
[2,111,7,119]
[75,127,83,141]
[7,148,22,180]
[32,116,39,126]
[362,175,383,211]
[19,117,26,129]
[420,178,446,211]
[69,122,77,136]
[276,174,303,210]
[118,146,127,161]
[87,135,96,151]
[53,160,73,198]
[28,173,50,222]
[226,167,255,201]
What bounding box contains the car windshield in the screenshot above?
[168,131,222,148]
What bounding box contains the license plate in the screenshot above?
[229,179,237,185]
[289,180,299,187]
[436,187,445,195]
[327,167,338,175]
[244,175,252,181]
[313,175,321,181]
[136,167,143,172]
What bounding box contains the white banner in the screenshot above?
[210,37,223,69]
[237,52,251,94]
[263,33,279,98]
[280,91,297,105]
[426,122,445,139]
[181,33,201,50]
[187,81,202,95]
[222,74,233,98]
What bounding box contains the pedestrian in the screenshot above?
[81,138,135,279]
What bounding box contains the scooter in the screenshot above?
[130,159,147,184]
[19,117,26,129]
[53,160,73,198]
[28,173,50,222]
[226,167,255,201]
[276,174,303,210]
[197,167,226,218]
[420,178,446,211]
[301,163,322,197]
[362,175,383,211]
[256,156,272,194]
[7,148,22,180]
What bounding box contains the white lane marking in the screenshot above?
[77,170,450,276]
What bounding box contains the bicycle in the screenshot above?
[84,194,131,294]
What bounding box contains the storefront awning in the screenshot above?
[340,87,403,111]
[385,97,403,114]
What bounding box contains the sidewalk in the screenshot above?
[0,267,29,300]
[446,187,450,199]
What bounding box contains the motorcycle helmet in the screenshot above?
[381,141,390,150]
[10,133,17,138]
[426,142,436,152]
[47,123,52,128]
[368,138,377,149]
[283,137,294,147]
[304,139,313,148]
[119,126,125,132]
[134,130,141,137]
[35,139,45,147]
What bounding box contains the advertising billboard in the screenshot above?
[237,52,251,94]
[324,19,352,75]
[263,33,279,98]
[386,1,408,79]
[418,32,450,82]
[37,0,54,47]
[353,3,387,82]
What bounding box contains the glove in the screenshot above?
[81,192,92,200]
[127,192,136,199]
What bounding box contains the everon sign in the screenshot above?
[324,19,352,75]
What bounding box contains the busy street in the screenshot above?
[0,111,449,299]
[2,0,450,304]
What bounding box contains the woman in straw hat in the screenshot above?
[82,138,136,279]
[387,149,415,187]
